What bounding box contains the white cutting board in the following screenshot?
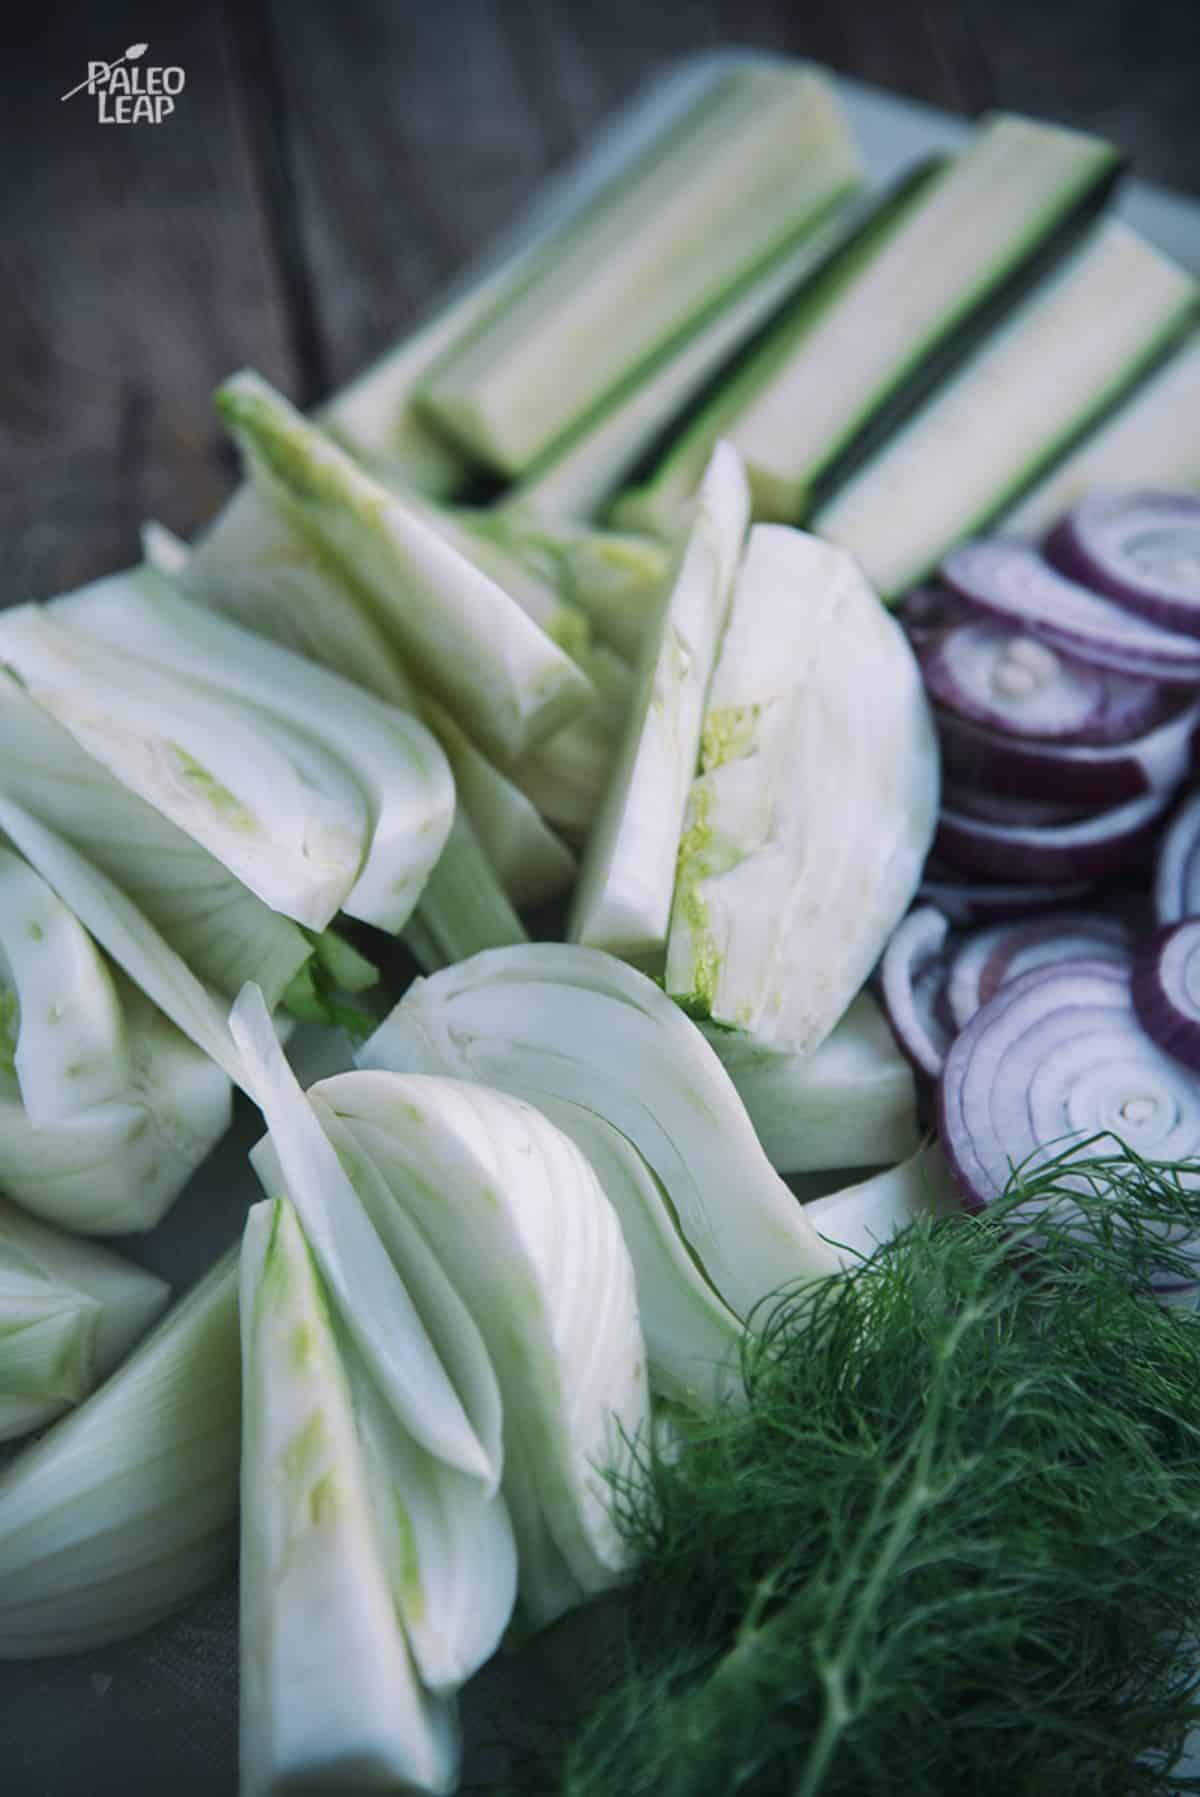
[2,57,1198,1797]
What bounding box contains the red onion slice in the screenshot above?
[945,912,1133,1031]
[919,619,1164,744]
[935,790,1169,886]
[898,582,972,646]
[1048,491,1200,639]
[936,700,1200,809]
[918,873,1095,925]
[942,538,1200,685]
[1133,920,1200,1072]
[879,907,953,1079]
[941,785,1091,828]
[1154,791,1200,925]
[939,958,1200,1211]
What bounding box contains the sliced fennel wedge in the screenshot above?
[0,1195,168,1442]
[179,491,569,919]
[1002,331,1200,536]
[473,513,672,661]
[530,1095,744,1412]
[812,220,1199,598]
[0,982,231,1235]
[53,571,454,936]
[569,443,749,961]
[415,61,861,475]
[0,843,128,1126]
[216,372,594,765]
[0,668,311,1009]
[0,796,247,1092]
[310,1069,649,1622]
[0,596,375,934]
[0,1246,240,1658]
[232,984,491,1484]
[665,527,939,1054]
[618,114,1120,528]
[290,1101,516,1689]
[704,991,920,1174]
[0,832,232,1232]
[801,1144,961,1266]
[239,1200,459,1797]
[358,944,841,1321]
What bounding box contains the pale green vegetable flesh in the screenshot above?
[0,597,370,934]
[181,491,570,922]
[232,984,492,1484]
[812,220,1199,598]
[1002,330,1200,536]
[53,570,455,938]
[239,1199,459,1797]
[428,708,575,911]
[472,513,672,662]
[0,1247,240,1658]
[0,825,233,1232]
[416,63,862,476]
[402,811,527,975]
[0,796,248,1094]
[609,159,945,538]
[217,372,594,766]
[619,115,1121,529]
[530,1095,744,1413]
[666,527,939,1054]
[0,1195,168,1442]
[314,55,780,498]
[0,668,312,1011]
[299,1102,516,1690]
[800,1143,961,1267]
[502,192,865,526]
[705,991,920,1174]
[0,843,129,1126]
[359,944,841,1322]
[312,1069,650,1626]
[569,444,749,962]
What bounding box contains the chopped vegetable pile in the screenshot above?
[2,47,1200,1797]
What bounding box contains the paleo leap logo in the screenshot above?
[61,43,185,124]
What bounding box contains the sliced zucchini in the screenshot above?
[812,221,1199,598]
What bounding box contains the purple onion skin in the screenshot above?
[920,621,1167,747]
[1047,492,1200,641]
[1154,790,1200,926]
[942,537,1200,686]
[936,701,1200,809]
[941,785,1090,829]
[879,906,952,1081]
[935,793,1167,887]
[1132,920,1200,1072]
[938,957,1200,1225]
[919,872,1095,924]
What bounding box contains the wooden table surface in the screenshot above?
[3,0,1198,603]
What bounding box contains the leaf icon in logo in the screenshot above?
[126,43,149,59]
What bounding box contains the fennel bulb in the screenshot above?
[666,527,939,1054]
[359,943,841,1322]
[216,371,594,765]
[703,992,920,1174]
[239,1198,458,1797]
[569,443,750,961]
[309,1069,650,1626]
[0,1195,168,1442]
[0,1247,240,1658]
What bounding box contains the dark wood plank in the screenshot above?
[261,0,570,400]
[0,0,295,599]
